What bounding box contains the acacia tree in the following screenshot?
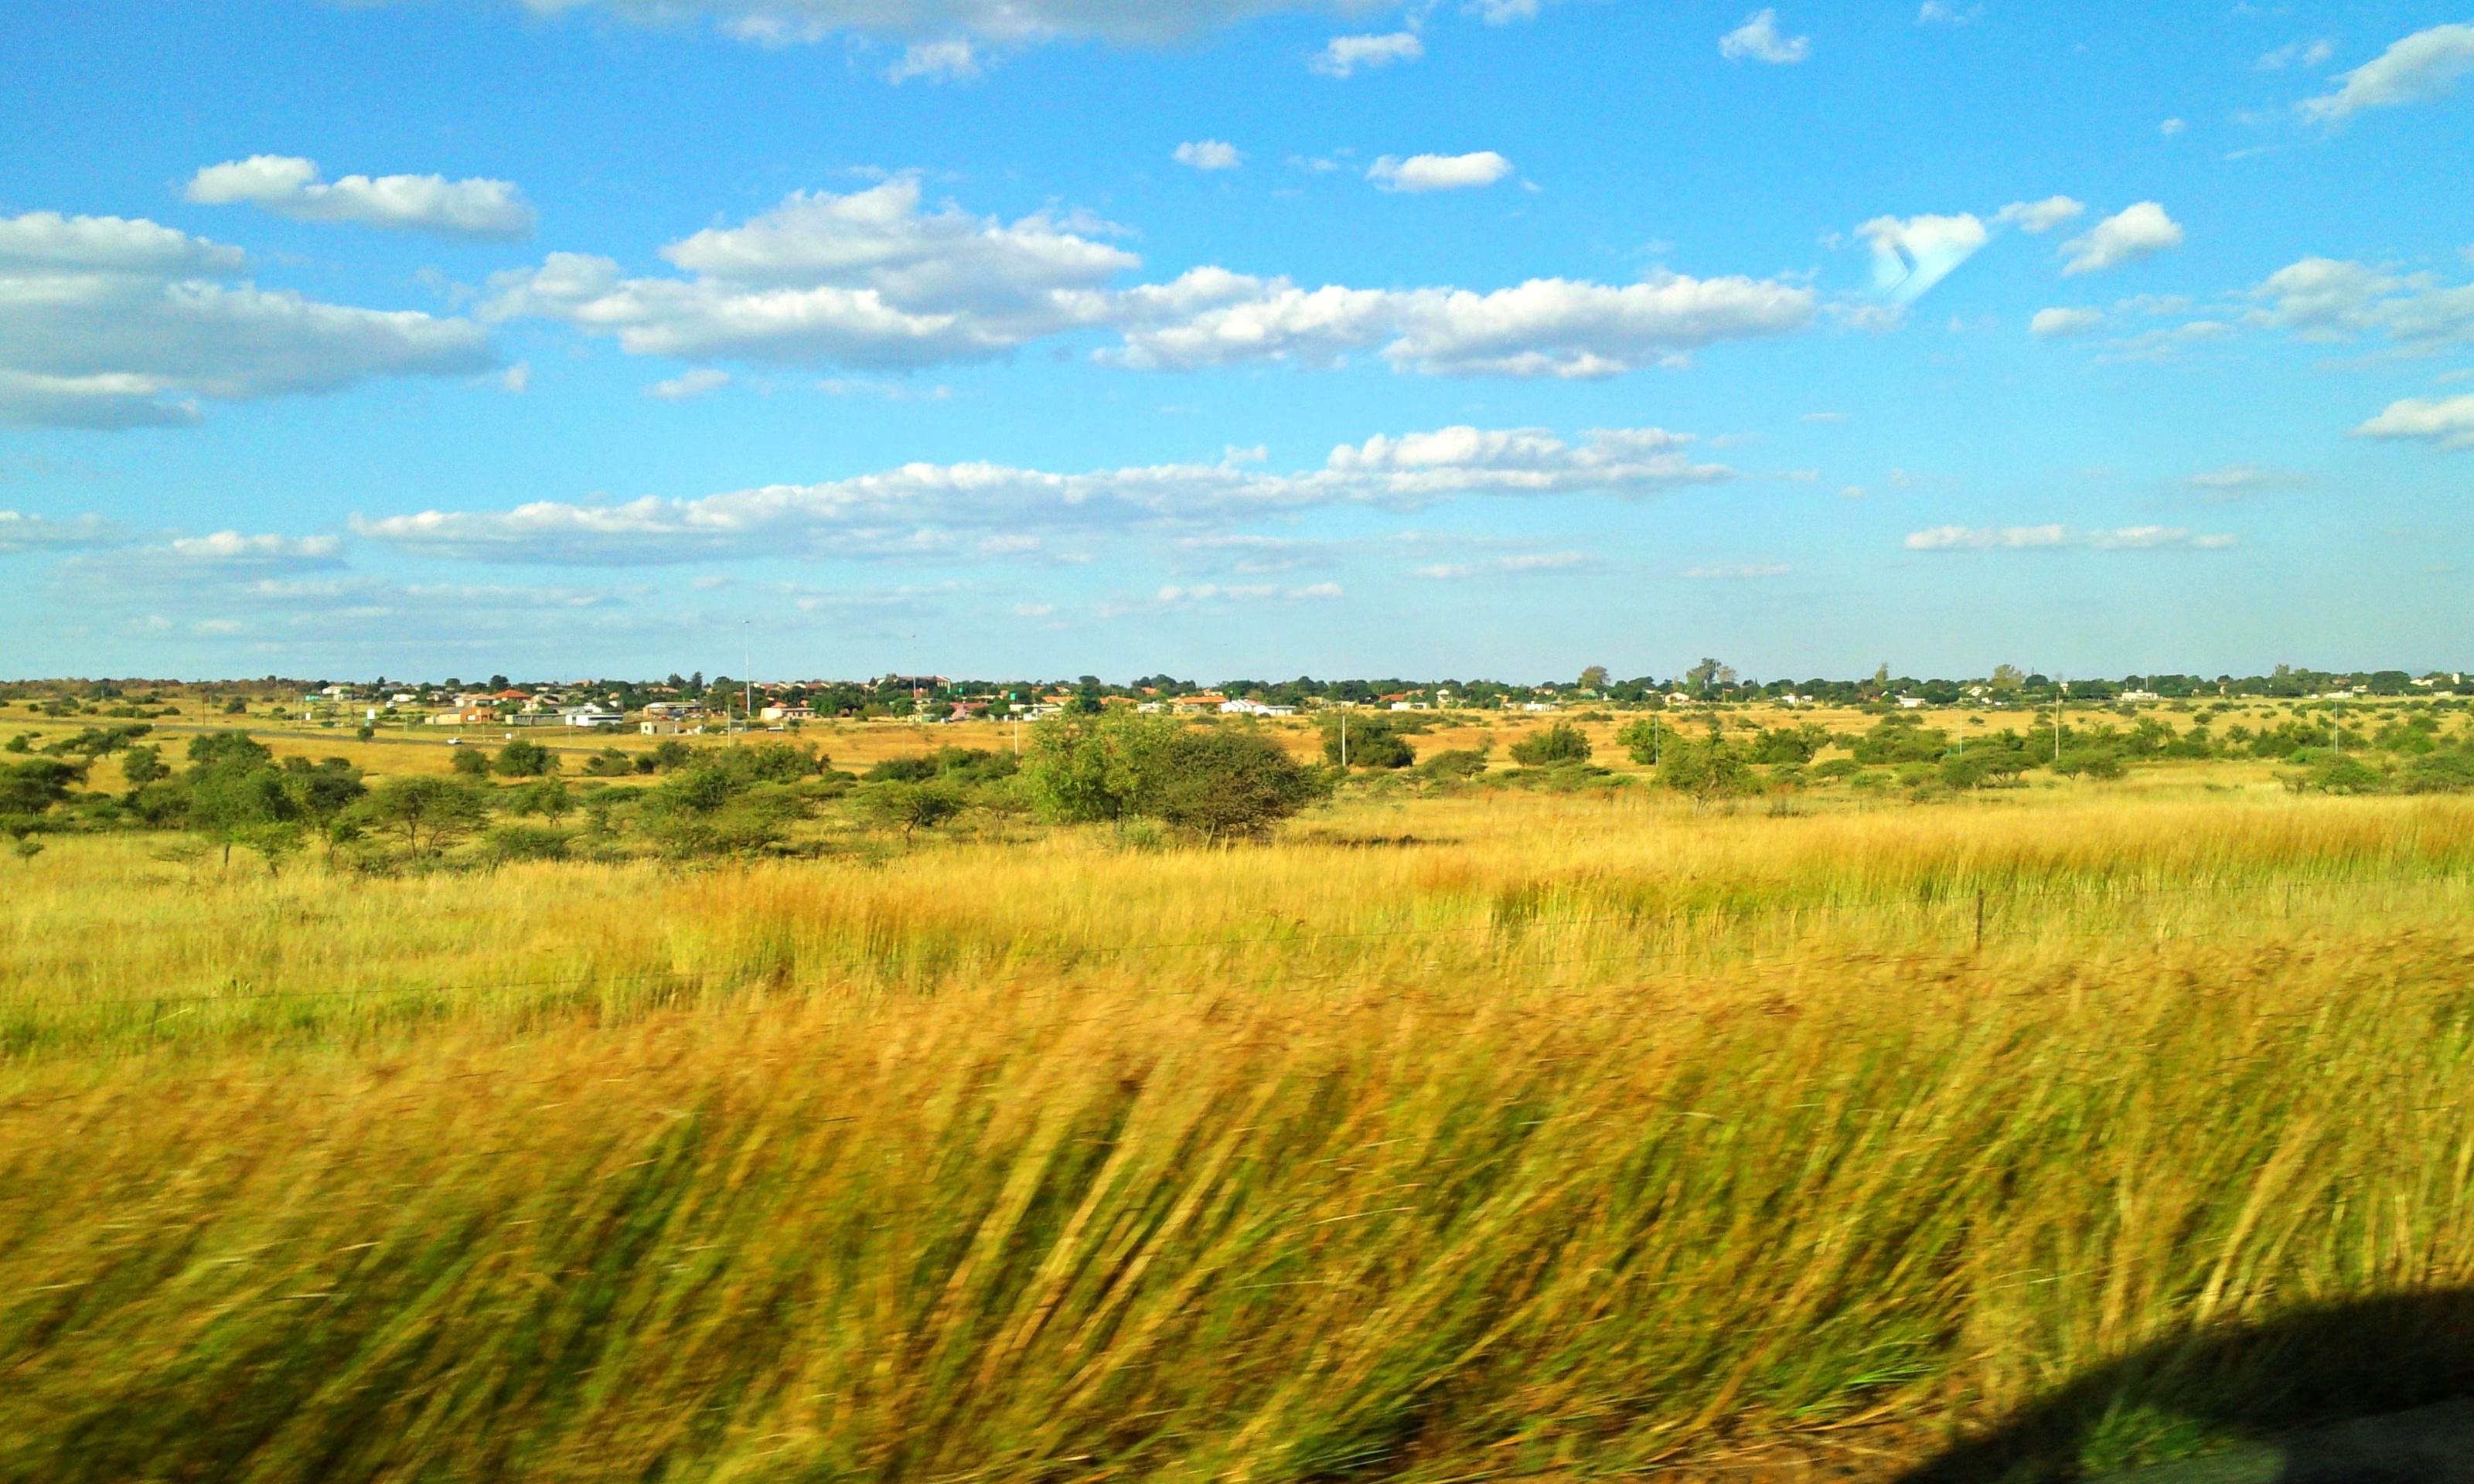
[359,777,489,855]
[1658,727,1756,807]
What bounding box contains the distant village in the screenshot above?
[254,662,2474,735]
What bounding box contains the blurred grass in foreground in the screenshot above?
[4,789,2472,1480]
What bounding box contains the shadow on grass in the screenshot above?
[1895,1288,2474,1481]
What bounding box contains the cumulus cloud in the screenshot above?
[352,423,1733,564]
[647,368,733,399]
[1107,268,1815,376]
[1367,151,1514,192]
[1995,196,2086,233]
[1682,562,1790,578]
[1857,213,1989,305]
[516,0,1357,48]
[884,39,980,82]
[482,179,1813,380]
[1310,30,1424,77]
[2189,462,2310,495]
[1720,9,1809,63]
[482,178,1133,369]
[2029,306,2107,339]
[2302,23,2474,122]
[1150,580,1341,606]
[1173,139,1243,171]
[2059,202,2183,275]
[1915,2,1979,24]
[1905,523,2233,551]
[0,210,494,429]
[0,511,129,553]
[2353,393,2474,450]
[165,530,344,566]
[1467,0,1539,22]
[2245,256,2474,353]
[184,155,537,240]
[2258,38,2335,71]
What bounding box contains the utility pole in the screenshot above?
[1339,711,1348,768]
[2053,677,2064,764]
[741,621,752,726]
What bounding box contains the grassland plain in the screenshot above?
[5,785,2474,1481]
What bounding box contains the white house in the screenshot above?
[561,706,625,728]
[1896,696,1930,710]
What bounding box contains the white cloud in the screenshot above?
[2302,23,2474,121]
[2353,393,2474,450]
[165,531,344,566]
[498,361,532,393]
[2258,39,2335,71]
[2096,319,2230,365]
[885,39,980,83]
[1720,9,1810,63]
[1995,196,2087,233]
[2245,257,2474,353]
[2159,117,2186,135]
[1905,523,2233,551]
[1682,562,1790,578]
[2188,462,2309,494]
[1108,268,1815,377]
[1173,139,1244,171]
[1467,0,1539,22]
[486,179,1813,380]
[183,155,536,240]
[1418,550,1591,579]
[1904,524,2068,551]
[2029,306,2106,339]
[647,368,732,399]
[2059,202,2183,275]
[0,210,493,429]
[1801,410,1845,422]
[483,178,1134,369]
[352,423,1733,564]
[1310,32,1423,77]
[1012,601,1057,617]
[1915,2,1980,24]
[1857,213,1989,304]
[521,0,1359,48]
[1367,151,1514,192]
[0,511,129,553]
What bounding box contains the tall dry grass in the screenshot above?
[3,789,2472,1479]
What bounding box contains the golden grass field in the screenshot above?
[5,740,2474,1479]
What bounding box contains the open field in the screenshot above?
[8,778,2474,1480]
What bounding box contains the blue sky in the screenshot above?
[2,1,2468,682]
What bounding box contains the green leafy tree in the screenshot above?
[492,737,558,778]
[451,746,489,778]
[513,778,574,822]
[1658,728,1756,805]
[357,777,490,855]
[1022,712,1323,840]
[1321,718,1415,769]
[860,779,966,840]
[1616,717,1666,764]
[1509,722,1593,767]
[121,744,168,790]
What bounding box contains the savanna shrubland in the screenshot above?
[5,782,2474,1479]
